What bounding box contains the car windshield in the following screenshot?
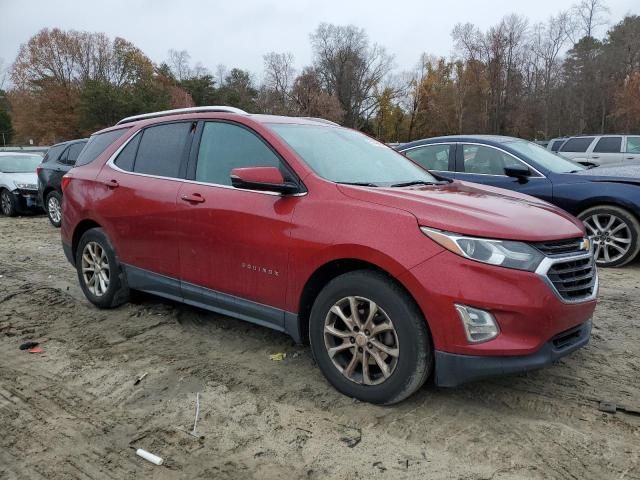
[0,155,42,173]
[505,140,586,173]
[269,124,438,186]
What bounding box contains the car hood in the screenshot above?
[338,180,585,241]
[570,162,640,185]
[2,172,38,188]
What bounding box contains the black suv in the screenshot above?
[37,139,87,227]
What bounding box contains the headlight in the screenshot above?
[14,182,38,190]
[421,226,544,272]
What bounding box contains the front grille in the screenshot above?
[534,238,585,256]
[546,256,596,301]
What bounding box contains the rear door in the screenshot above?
[98,121,194,287]
[455,143,553,202]
[402,143,456,180]
[558,137,596,165]
[53,142,85,190]
[589,136,623,165]
[624,136,640,161]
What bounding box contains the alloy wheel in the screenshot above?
[48,196,62,224]
[81,241,110,297]
[583,213,632,265]
[323,296,399,386]
[1,192,11,215]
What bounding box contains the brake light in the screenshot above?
[61,175,72,193]
[36,166,43,176]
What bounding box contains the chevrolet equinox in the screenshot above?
[61,107,598,404]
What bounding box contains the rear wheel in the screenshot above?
[579,205,640,267]
[0,189,17,217]
[309,270,432,405]
[75,228,130,308]
[45,191,63,227]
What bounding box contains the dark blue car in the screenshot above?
[398,135,640,267]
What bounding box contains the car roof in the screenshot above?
[400,135,524,150]
[49,138,88,148]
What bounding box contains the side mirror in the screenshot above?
[504,165,531,182]
[230,166,299,195]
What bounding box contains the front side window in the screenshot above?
[626,136,640,154]
[65,143,86,164]
[505,140,585,173]
[461,145,525,175]
[114,133,141,172]
[76,128,129,166]
[404,144,452,171]
[593,137,622,153]
[269,124,437,185]
[195,122,282,186]
[133,122,191,178]
[560,137,594,153]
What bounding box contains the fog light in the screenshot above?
[454,304,500,343]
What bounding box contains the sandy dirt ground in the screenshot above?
[0,215,639,480]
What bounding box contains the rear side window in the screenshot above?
[626,136,640,153]
[593,137,622,153]
[65,142,86,164]
[404,144,452,171]
[76,128,129,166]
[43,144,66,163]
[114,134,141,172]
[195,122,281,185]
[550,140,565,152]
[560,137,594,153]
[133,122,191,178]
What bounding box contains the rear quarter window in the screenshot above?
[76,128,129,166]
[560,137,595,153]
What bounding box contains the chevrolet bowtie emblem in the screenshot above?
[580,238,591,251]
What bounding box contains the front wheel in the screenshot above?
[579,205,640,267]
[309,270,432,405]
[0,189,17,217]
[75,228,130,308]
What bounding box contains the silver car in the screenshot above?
[0,152,42,216]
[558,135,640,166]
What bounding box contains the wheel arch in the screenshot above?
[294,258,429,345]
[72,219,102,260]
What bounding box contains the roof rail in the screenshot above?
[116,106,248,125]
[301,117,340,126]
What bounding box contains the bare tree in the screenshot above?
[573,0,610,38]
[167,49,192,81]
[310,23,393,128]
[260,52,296,114]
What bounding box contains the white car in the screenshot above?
[0,152,43,216]
[558,135,640,166]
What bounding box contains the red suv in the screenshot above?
[61,107,598,404]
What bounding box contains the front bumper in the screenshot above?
[434,319,592,387]
[12,188,42,211]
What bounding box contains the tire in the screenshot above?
[45,191,63,228]
[75,228,130,308]
[309,270,432,405]
[0,189,17,217]
[579,205,640,267]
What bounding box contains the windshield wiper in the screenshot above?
[390,180,445,188]
[337,181,379,187]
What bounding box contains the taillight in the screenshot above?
[36,166,43,176]
[61,175,72,193]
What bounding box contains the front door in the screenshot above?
[589,136,624,165]
[176,121,301,327]
[455,144,553,202]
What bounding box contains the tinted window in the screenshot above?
[114,134,141,172]
[76,128,129,166]
[196,122,281,185]
[593,137,622,153]
[462,145,526,175]
[626,136,640,154]
[43,144,66,163]
[551,140,565,152]
[134,122,191,178]
[405,144,452,171]
[506,141,584,173]
[65,142,86,164]
[560,137,594,153]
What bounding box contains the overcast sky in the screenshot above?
[1,0,638,82]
